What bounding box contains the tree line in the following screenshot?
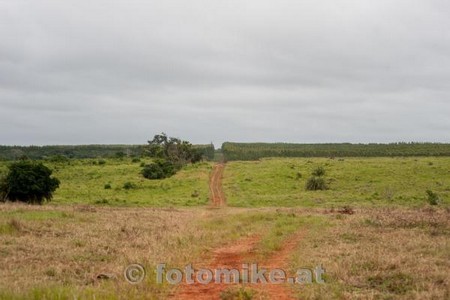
[222,142,450,161]
[0,144,215,161]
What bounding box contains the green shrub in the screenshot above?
[306,176,327,191]
[141,159,179,180]
[104,183,112,190]
[123,182,136,190]
[131,158,141,163]
[426,190,439,205]
[0,161,60,204]
[98,160,106,165]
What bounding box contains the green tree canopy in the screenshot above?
[0,161,60,204]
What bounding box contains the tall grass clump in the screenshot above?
[306,166,327,191]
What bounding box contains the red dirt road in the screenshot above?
[169,163,304,299]
[209,163,226,207]
[171,232,305,299]
[172,235,260,299]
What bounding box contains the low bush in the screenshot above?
[306,176,327,191]
[141,159,180,180]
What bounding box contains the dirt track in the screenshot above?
[171,231,304,299]
[170,163,303,299]
[209,163,226,207]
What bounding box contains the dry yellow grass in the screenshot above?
[0,204,226,299]
[1,204,449,299]
[290,207,450,299]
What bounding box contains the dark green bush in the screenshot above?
[131,158,141,163]
[0,161,60,204]
[104,183,112,189]
[306,176,327,191]
[141,159,179,180]
[98,160,106,165]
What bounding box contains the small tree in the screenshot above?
[146,133,202,166]
[0,161,60,204]
[143,133,202,180]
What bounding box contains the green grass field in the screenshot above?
[1,159,212,207]
[3,157,449,208]
[223,157,450,207]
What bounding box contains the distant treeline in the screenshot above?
[0,144,215,161]
[222,142,450,161]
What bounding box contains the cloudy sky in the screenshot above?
[1,0,449,146]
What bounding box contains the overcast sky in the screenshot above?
[1,0,449,147]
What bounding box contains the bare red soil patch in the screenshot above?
[172,235,260,299]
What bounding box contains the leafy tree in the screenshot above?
[0,161,60,204]
[146,133,202,166]
[142,133,204,180]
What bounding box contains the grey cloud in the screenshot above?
[0,0,449,146]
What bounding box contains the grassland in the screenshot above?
[223,157,450,207]
[0,157,449,299]
[0,159,212,207]
[0,204,323,299]
[0,205,448,299]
